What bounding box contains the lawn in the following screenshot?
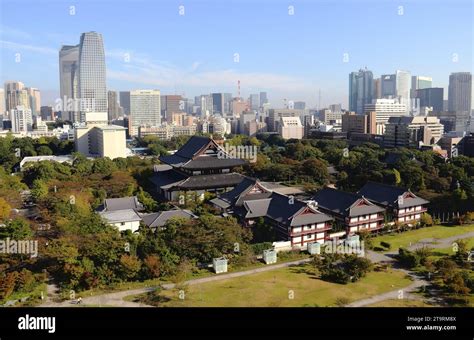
[429,237,474,258]
[74,252,309,299]
[371,225,474,251]
[366,298,435,307]
[128,264,413,307]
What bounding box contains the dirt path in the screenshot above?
[40,258,313,307]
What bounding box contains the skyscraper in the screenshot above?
[223,93,233,115]
[4,81,29,114]
[259,92,268,107]
[381,74,396,98]
[448,72,472,113]
[250,94,260,110]
[108,91,121,121]
[415,88,444,113]
[130,90,161,137]
[26,87,41,115]
[212,93,224,114]
[411,76,432,98]
[396,70,411,112]
[199,95,213,117]
[119,91,131,115]
[0,89,5,115]
[374,78,382,99]
[161,95,183,122]
[59,44,79,121]
[78,32,107,120]
[349,68,374,114]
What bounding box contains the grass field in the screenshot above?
[128,264,413,307]
[371,225,474,251]
[429,237,474,258]
[365,298,434,307]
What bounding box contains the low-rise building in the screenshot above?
[312,187,386,234]
[384,116,444,148]
[141,209,196,232]
[97,196,145,233]
[211,177,333,248]
[358,182,429,225]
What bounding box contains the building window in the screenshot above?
[121,222,125,226]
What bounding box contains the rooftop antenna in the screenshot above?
[237,80,240,99]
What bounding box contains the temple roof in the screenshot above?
[358,181,429,209]
[141,209,196,229]
[312,187,385,218]
[150,169,245,191]
[159,136,246,170]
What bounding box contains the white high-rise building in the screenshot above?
[4,81,29,114]
[78,32,107,121]
[396,70,411,112]
[199,95,213,117]
[130,90,161,136]
[26,87,41,115]
[11,106,33,133]
[364,98,408,134]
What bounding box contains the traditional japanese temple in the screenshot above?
[358,182,429,224]
[150,136,246,201]
[212,177,334,247]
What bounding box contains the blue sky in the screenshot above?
[1,0,472,107]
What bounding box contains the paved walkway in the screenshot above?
[40,258,313,307]
[346,269,428,307]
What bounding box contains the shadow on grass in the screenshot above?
[288,265,319,280]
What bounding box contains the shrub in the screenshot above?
[398,247,421,268]
[335,297,350,306]
[380,241,391,250]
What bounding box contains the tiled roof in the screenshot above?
[141,209,195,228]
[312,187,384,218]
[358,181,429,208]
[99,209,142,224]
[179,173,244,190]
[174,136,212,159]
[103,196,144,212]
[159,136,245,169]
[240,191,332,227]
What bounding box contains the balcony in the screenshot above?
[290,225,332,237]
[346,215,384,227]
[397,207,427,217]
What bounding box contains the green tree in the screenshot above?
[0,198,11,221]
[31,179,49,201]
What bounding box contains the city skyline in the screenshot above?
[1,0,473,108]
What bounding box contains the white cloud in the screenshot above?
[0,40,56,54]
[0,26,32,40]
[107,52,314,94]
